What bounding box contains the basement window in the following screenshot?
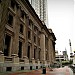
[6,67,12,71]
[30,66,32,70]
[21,66,24,70]
[36,66,38,69]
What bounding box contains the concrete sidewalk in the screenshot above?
[8,68,55,75]
[0,68,54,75]
[0,67,73,75]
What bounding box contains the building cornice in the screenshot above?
[20,0,43,28]
[42,25,56,41]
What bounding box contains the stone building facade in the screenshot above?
[0,0,56,72]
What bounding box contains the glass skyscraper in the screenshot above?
[28,0,47,26]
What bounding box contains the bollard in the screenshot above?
[42,67,46,74]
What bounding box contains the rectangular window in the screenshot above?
[38,38,40,46]
[27,46,30,59]
[8,14,13,26]
[28,31,31,39]
[11,0,15,10]
[20,24,23,34]
[34,26,37,32]
[21,10,24,19]
[0,0,1,3]
[4,35,11,56]
[29,19,31,25]
[34,36,36,43]
[34,48,36,59]
[18,41,22,58]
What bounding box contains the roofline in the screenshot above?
[21,0,43,28]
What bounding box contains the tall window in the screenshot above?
[20,24,23,34]
[34,26,37,32]
[38,38,40,46]
[21,10,24,19]
[28,31,31,39]
[29,19,32,27]
[27,46,30,59]
[38,50,40,60]
[18,41,22,58]
[0,0,1,3]
[10,0,15,10]
[8,14,13,26]
[34,48,36,59]
[34,36,36,43]
[4,35,11,56]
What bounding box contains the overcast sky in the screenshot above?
[47,0,74,56]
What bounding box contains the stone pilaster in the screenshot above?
[23,25,27,57]
[9,37,13,57]
[0,0,2,22]
[23,56,29,64]
[11,9,19,56]
[31,30,34,59]
[31,58,35,64]
[12,54,19,64]
[37,59,40,64]
[24,15,29,57]
[40,33,45,62]
[51,42,54,63]
[35,48,39,60]
[0,51,4,63]
[48,38,51,64]
[0,0,9,53]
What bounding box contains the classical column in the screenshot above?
[0,0,9,53]
[36,48,39,60]
[9,36,13,57]
[11,10,19,56]
[0,0,2,22]
[24,15,29,57]
[11,9,19,63]
[40,33,45,62]
[31,28,34,60]
[50,40,54,63]
[0,1,9,63]
[22,24,27,58]
[48,38,53,64]
[53,42,55,61]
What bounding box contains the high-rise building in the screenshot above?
[28,0,47,26]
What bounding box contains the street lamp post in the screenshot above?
[59,51,62,67]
